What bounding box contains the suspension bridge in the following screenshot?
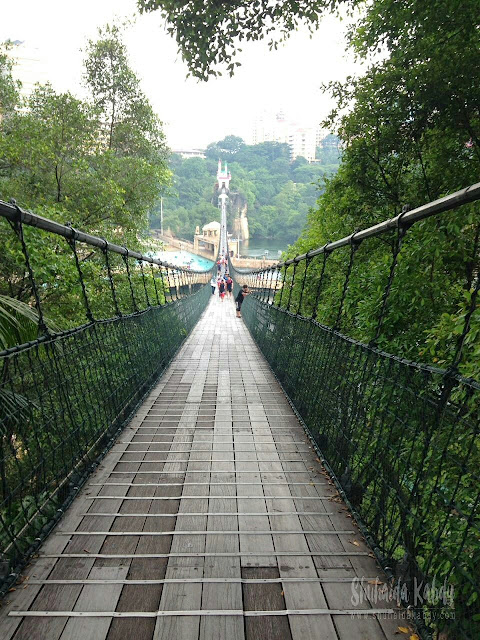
[0,181,479,640]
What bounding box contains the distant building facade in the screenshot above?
[252,110,290,146]
[172,148,206,159]
[251,110,327,162]
[288,127,317,162]
[193,221,220,257]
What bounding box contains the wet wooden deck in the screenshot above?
[0,295,401,639]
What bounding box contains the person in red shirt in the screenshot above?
[225,274,233,297]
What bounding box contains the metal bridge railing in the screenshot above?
[0,200,214,596]
[229,182,480,640]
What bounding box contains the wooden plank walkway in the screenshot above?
[0,295,403,640]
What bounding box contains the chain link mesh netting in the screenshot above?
[0,203,212,595]
[230,188,480,640]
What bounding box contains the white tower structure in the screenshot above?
[217,160,231,190]
[216,160,231,256]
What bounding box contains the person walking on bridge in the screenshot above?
[210,275,217,295]
[218,277,226,301]
[225,273,233,297]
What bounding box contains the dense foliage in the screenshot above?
[0,26,170,330]
[137,0,334,80]
[283,0,480,380]
[151,135,340,242]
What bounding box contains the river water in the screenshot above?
[238,237,289,259]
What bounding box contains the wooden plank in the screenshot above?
[199,396,244,640]
[256,437,338,640]
[242,567,292,640]
[292,470,401,639]
[237,444,276,568]
[282,464,388,640]
[153,422,210,640]
[57,392,182,640]
[2,394,160,640]
[107,413,185,640]
[1,486,110,640]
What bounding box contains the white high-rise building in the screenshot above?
[288,127,317,162]
[252,110,324,162]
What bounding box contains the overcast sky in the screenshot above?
[1,0,359,149]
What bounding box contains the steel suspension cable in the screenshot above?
[10,206,49,336]
[66,226,94,324]
[122,249,138,313]
[149,262,161,306]
[286,261,298,312]
[139,260,151,308]
[334,232,362,332]
[311,245,331,321]
[102,240,121,317]
[297,255,313,316]
[277,264,288,309]
[370,208,411,346]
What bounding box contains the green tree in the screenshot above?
[315,134,341,166]
[206,135,245,158]
[159,139,327,243]
[137,0,329,80]
[84,23,141,149]
[3,85,100,206]
[82,22,170,233]
[0,29,171,327]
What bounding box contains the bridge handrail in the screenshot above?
[237,181,480,273]
[0,199,210,274]
[228,182,480,639]
[0,199,215,596]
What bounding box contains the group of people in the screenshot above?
[211,273,233,300]
[210,272,250,317]
[216,255,228,273]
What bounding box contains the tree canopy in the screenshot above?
[137,0,334,80]
[0,43,20,117]
[279,0,480,386]
[0,26,170,327]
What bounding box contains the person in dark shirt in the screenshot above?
[218,278,226,301]
[235,284,250,318]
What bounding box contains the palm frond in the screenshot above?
[0,295,61,350]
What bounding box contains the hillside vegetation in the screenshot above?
[150,135,340,242]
